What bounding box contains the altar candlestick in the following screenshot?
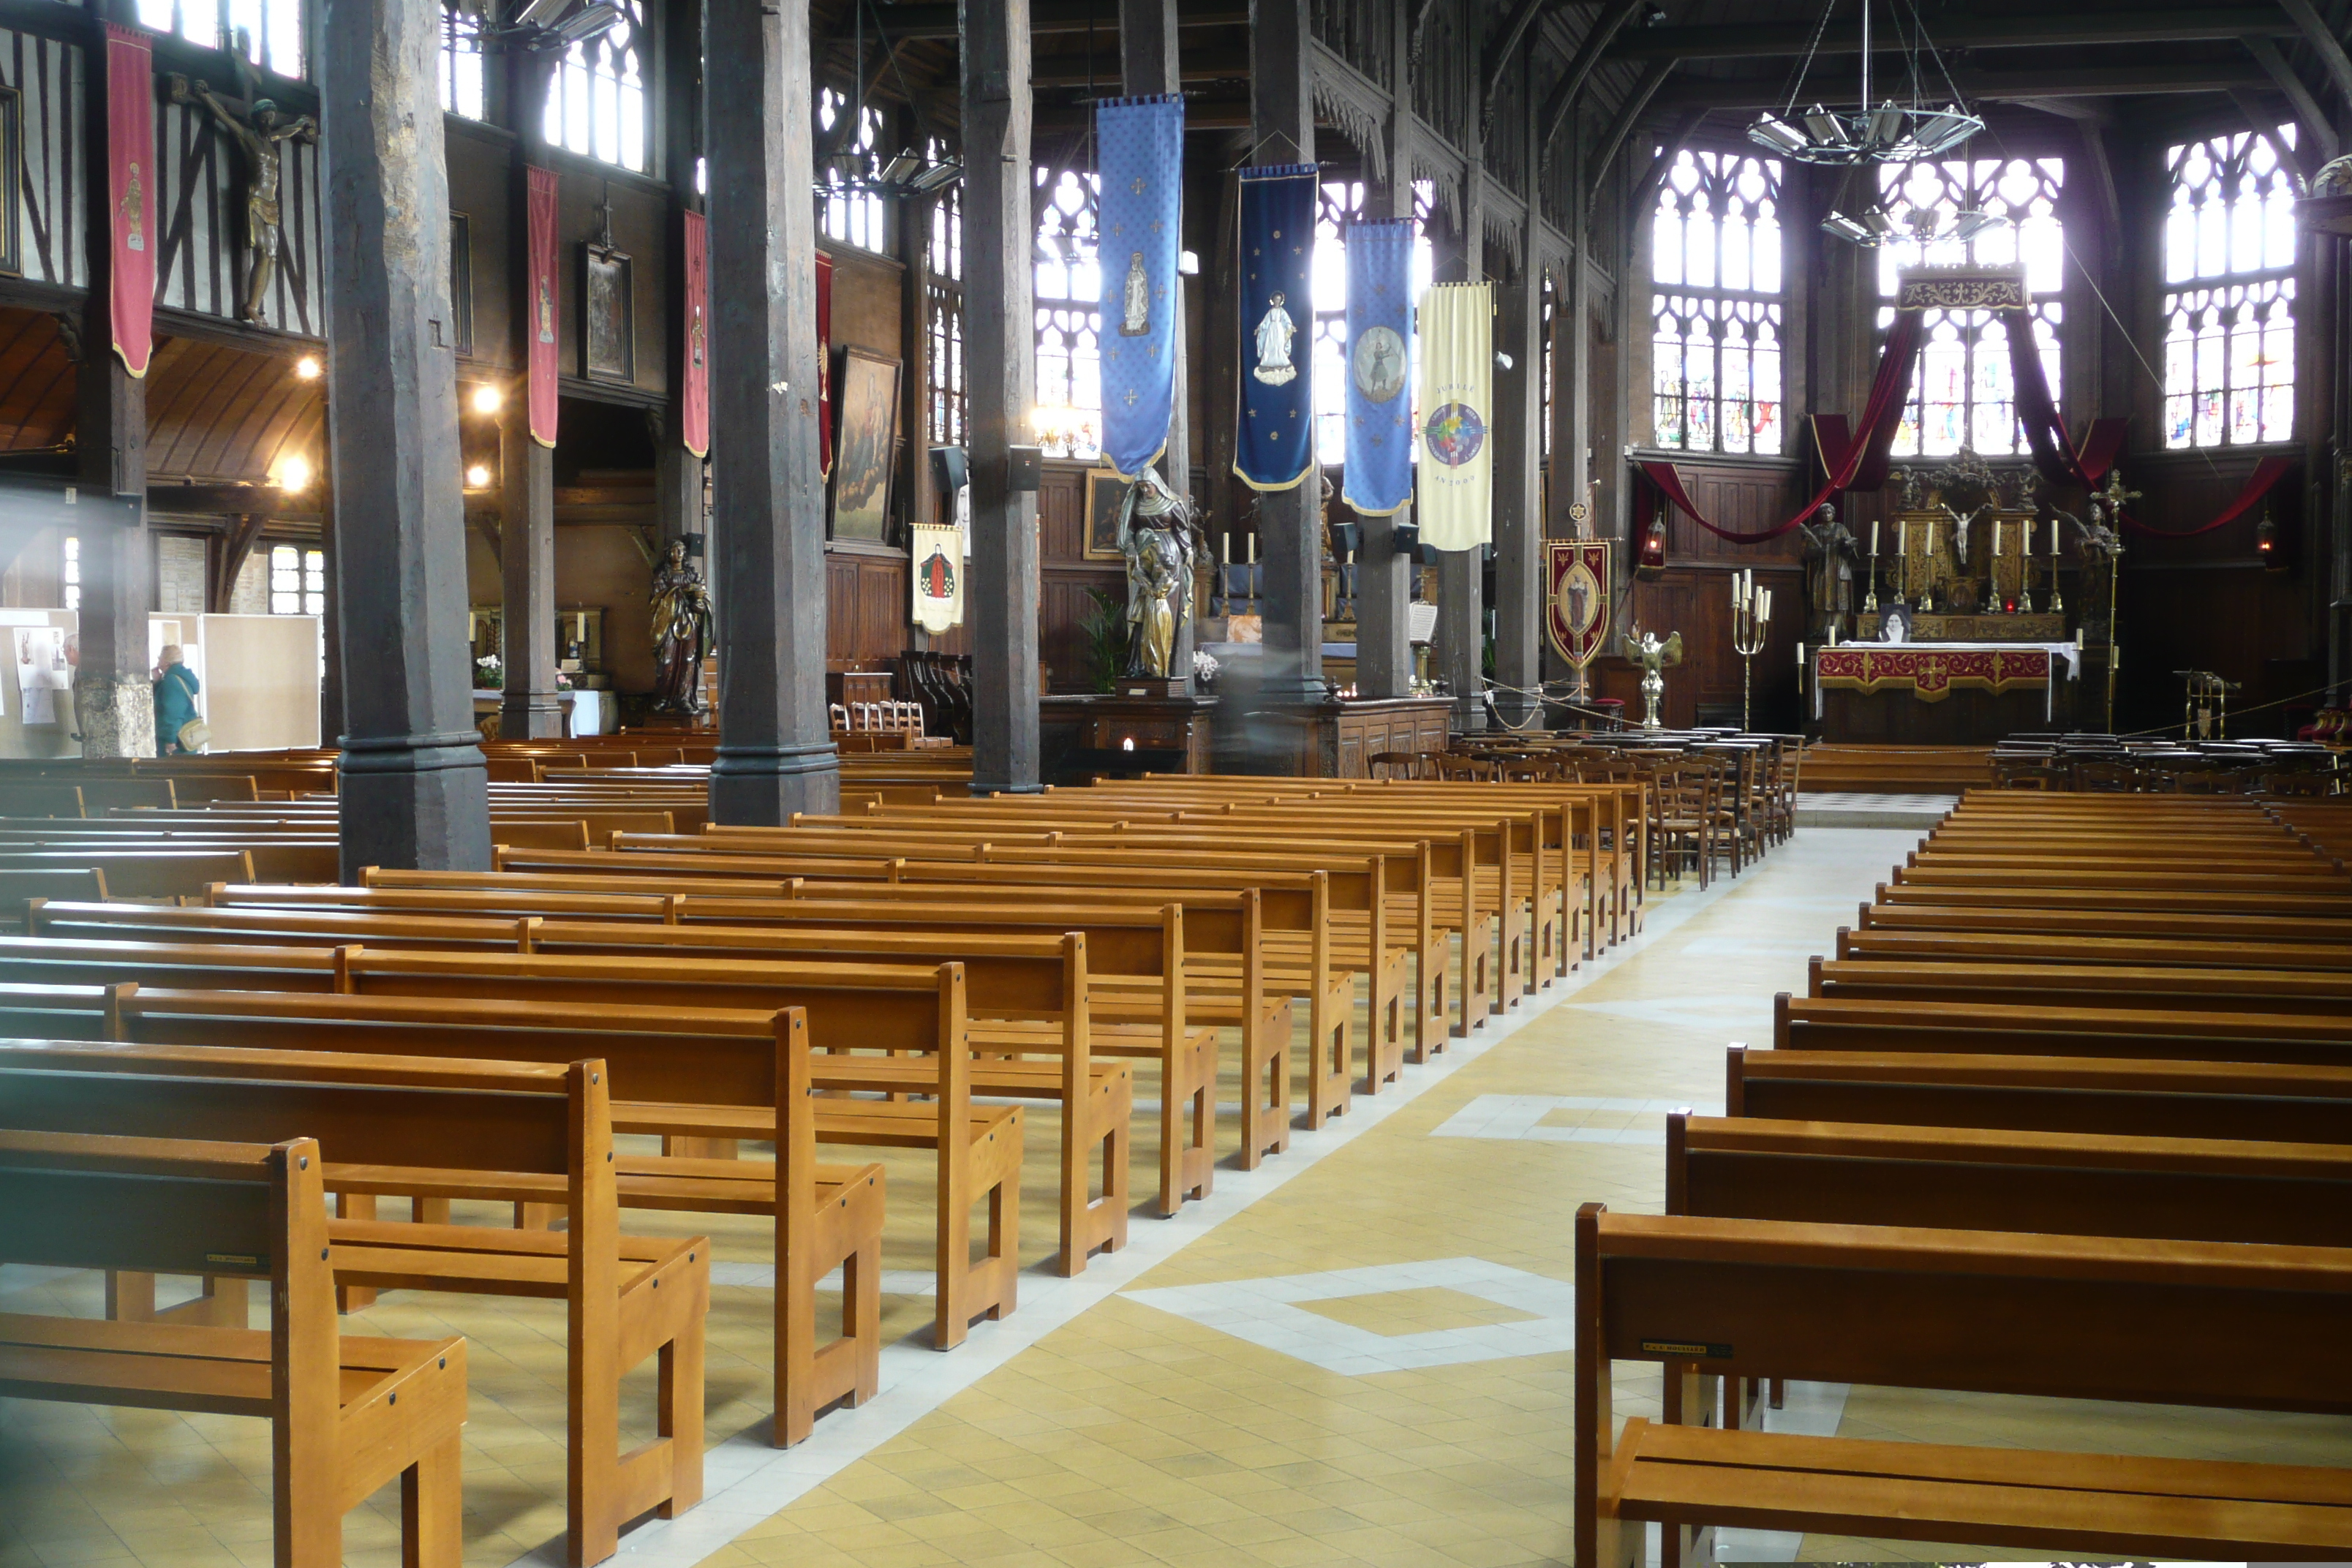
[1993,519,2002,557]
[1870,519,1880,555]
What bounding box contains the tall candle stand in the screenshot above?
[1731,568,1771,731]
[1863,529,1880,614]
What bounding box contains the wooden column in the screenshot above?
[75,5,151,758]
[704,0,839,820]
[1493,251,1543,725]
[501,52,562,739]
[963,0,1042,790]
[1435,167,1485,732]
[655,0,706,551]
[899,104,935,550]
[1354,0,1415,700]
[1122,0,1194,690]
[1249,0,1324,706]
[319,0,492,875]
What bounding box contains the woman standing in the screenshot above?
[152,645,202,753]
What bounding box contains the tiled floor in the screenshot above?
[5,827,2347,1568]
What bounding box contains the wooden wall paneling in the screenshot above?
[143,337,323,483]
[448,124,514,374]
[0,304,74,450]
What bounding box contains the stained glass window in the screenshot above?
[1871,157,2064,458]
[2163,126,2297,449]
[543,0,647,173]
[1651,151,1783,454]
[927,177,965,448]
[1033,167,1103,459]
[817,90,890,252]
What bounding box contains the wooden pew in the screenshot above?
[1575,1204,2352,1562]
[21,903,1137,1263]
[1833,923,2352,973]
[0,1041,706,1567]
[0,943,1022,1340]
[1726,1048,2352,1145]
[1772,992,2352,1066]
[0,848,257,899]
[0,1130,469,1567]
[0,984,881,1438]
[1805,954,2352,1014]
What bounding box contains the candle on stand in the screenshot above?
[1870,519,1880,555]
[2024,518,2035,556]
[2052,516,2062,557]
[1992,519,2002,557]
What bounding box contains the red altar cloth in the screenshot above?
[1814,645,2052,703]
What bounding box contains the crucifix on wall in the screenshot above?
[167,34,314,327]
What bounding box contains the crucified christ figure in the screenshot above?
[170,74,316,325]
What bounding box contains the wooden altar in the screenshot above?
[1811,642,2081,744]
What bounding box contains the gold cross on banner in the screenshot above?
[1123,388,1139,407]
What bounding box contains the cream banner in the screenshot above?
[911,525,964,634]
[1415,282,1493,551]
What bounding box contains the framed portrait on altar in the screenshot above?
[1082,470,1133,561]
[830,348,900,543]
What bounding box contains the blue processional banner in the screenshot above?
[1342,218,1415,516]
[1234,164,1319,492]
[1095,94,1186,480]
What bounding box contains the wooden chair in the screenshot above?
[0,1129,468,1568]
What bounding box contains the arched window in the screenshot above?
[1033,167,1103,459]
[2163,126,2297,448]
[926,173,966,448]
[543,0,647,173]
[438,4,486,120]
[818,89,891,253]
[1651,149,1783,454]
[139,0,305,80]
[1875,157,2064,458]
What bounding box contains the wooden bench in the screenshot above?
[0,1130,470,1567]
[1805,954,2352,1014]
[1575,1205,2352,1562]
[1771,991,2352,1066]
[0,942,1025,1341]
[0,1041,706,1566]
[0,983,883,1439]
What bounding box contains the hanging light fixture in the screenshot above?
[1821,199,2006,250]
[1748,0,1983,167]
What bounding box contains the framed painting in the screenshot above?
[1082,469,1131,561]
[581,241,633,383]
[830,347,900,543]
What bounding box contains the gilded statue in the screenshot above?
[169,73,316,325]
[649,538,713,716]
[1621,623,1683,734]
[1117,467,1199,680]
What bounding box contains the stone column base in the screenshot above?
[76,674,158,758]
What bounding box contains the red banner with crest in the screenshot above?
[104,23,155,377]
[526,166,559,447]
[680,210,710,458]
[1545,540,1613,668]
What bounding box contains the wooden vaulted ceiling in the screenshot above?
[0,306,322,490]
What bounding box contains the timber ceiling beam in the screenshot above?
[2278,0,2352,110]
[1588,60,1673,208]
[1609,8,2299,61]
[1651,63,2268,110]
[2244,36,2340,161]
[1030,50,1248,87]
[870,0,1245,42]
[1538,0,1647,162]
[1480,0,1551,138]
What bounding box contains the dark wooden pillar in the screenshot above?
[963,0,1042,791]
[1121,0,1194,690]
[1354,0,1414,700]
[899,105,935,550]
[1249,0,1324,706]
[655,0,706,552]
[320,0,493,875]
[500,53,562,739]
[1490,66,1544,728]
[706,0,840,821]
[75,7,150,758]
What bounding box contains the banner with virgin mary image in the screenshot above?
[1233,164,1318,491]
[1342,218,1414,516]
[1095,94,1184,480]
[1416,281,1493,550]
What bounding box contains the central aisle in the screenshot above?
[683,830,1918,1568]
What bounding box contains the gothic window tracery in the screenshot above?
[1033,167,1104,459]
[1874,156,2065,458]
[2163,126,2296,448]
[1651,148,1784,454]
[140,0,305,80]
[818,90,891,252]
[927,174,966,448]
[543,0,647,172]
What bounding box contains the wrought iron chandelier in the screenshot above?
[1745,0,1983,167]
[1820,200,2005,249]
[451,0,624,52]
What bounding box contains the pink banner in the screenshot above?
[680,210,709,458]
[817,250,834,478]
[526,166,559,448]
[104,23,154,377]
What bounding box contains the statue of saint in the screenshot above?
[1798,502,1858,640]
[1619,624,1683,734]
[169,75,316,325]
[1120,251,1151,336]
[649,538,714,716]
[1251,293,1297,385]
[121,162,146,252]
[1117,468,1199,679]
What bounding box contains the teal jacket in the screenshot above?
[154,663,200,736]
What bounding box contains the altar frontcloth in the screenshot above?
[1813,641,2078,721]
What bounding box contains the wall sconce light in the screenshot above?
[271,454,313,494]
[471,382,505,415]
[293,355,321,380]
[465,463,494,490]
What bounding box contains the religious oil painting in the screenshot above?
[581,241,633,383]
[1083,470,1134,562]
[831,348,900,543]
